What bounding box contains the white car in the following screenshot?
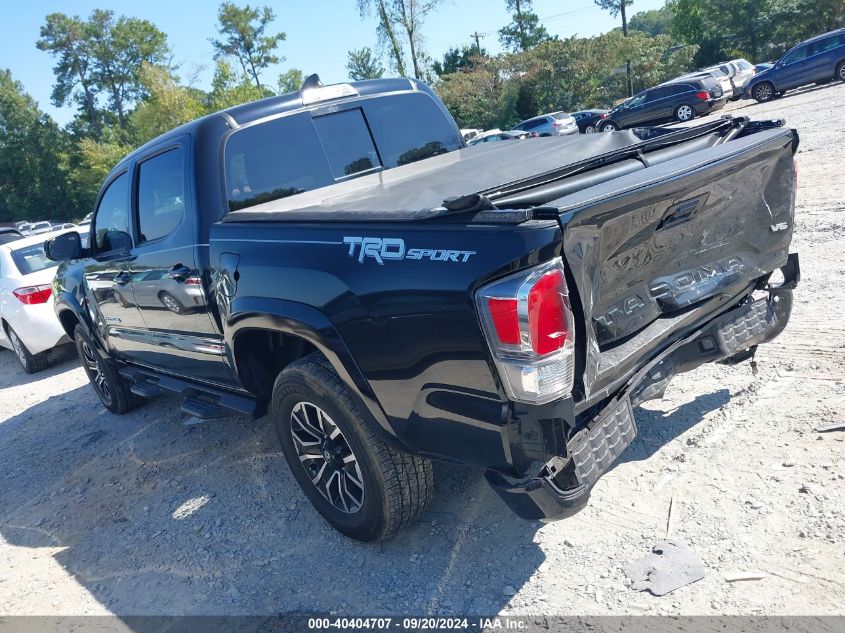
[29,221,53,235]
[0,231,71,372]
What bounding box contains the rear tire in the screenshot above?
[753,81,775,102]
[674,103,695,122]
[73,325,143,414]
[600,121,618,132]
[271,354,433,541]
[584,125,596,133]
[7,325,48,374]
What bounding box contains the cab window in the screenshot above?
[137,147,186,243]
[94,173,131,254]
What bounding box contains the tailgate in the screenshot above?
[549,128,797,401]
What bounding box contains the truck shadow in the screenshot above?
[0,356,542,617]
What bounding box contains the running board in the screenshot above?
[118,366,266,419]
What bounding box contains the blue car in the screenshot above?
[745,28,845,102]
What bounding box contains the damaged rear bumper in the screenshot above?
[486,254,799,521]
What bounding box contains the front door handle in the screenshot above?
[168,265,192,281]
[113,271,131,286]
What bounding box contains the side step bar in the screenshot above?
[118,366,266,420]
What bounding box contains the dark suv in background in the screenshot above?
[745,28,845,102]
[598,77,724,132]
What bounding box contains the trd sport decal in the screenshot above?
[343,236,476,265]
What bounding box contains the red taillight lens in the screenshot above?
[476,258,575,404]
[13,284,52,305]
[528,269,568,354]
[487,297,520,345]
[695,91,709,100]
[184,276,202,285]
[600,113,608,118]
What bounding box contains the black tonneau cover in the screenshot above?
[222,127,685,222]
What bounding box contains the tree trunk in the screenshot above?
[379,0,406,76]
[408,29,420,79]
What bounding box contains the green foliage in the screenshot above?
[277,68,304,93]
[629,5,674,36]
[669,0,845,67]
[436,31,698,129]
[211,2,286,89]
[37,10,169,133]
[208,59,266,111]
[0,70,73,222]
[499,0,550,52]
[129,63,205,144]
[432,46,487,77]
[347,47,385,80]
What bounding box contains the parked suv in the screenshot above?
[598,78,724,131]
[513,111,578,136]
[745,28,845,102]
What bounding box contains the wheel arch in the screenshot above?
[226,296,398,446]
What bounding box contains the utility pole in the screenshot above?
[471,31,484,56]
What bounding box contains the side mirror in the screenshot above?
[45,231,83,261]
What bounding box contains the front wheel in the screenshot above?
[836,61,845,82]
[272,354,433,541]
[7,325,48,373]
[74,325,143,414]
[600,121,618,132]
[158,291,185,314]
[753,82,775,102]
[674,103,695,122]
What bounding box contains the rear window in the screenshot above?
[10,243,59,275]
[551,112,569,120]
[224,92,461,211]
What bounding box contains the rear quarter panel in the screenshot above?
[211,219,562,470]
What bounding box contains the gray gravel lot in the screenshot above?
[0,83,843,616]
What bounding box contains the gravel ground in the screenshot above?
[0,83,843,617]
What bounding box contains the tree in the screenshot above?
[0,70,73,222]
[36,13,102,136]
[277,68,304,93]
[595,0,634,96]
[499,0,549,52]
[207,59,266,111]
[37,10,169,133]
[629,5,674,36]
[358,0,442,79]
[129,63,204,144]
[432,45,487,77]
[358,1,407,76]
[211,3,286,90]
[347,47,385,80]
[87,10,170,130]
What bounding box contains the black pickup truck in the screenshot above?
[46,76,799,541]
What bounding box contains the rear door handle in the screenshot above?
[168,265,192,281]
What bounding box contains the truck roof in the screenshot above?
[120,77,429,172]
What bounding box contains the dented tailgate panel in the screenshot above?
[553,128,796,399]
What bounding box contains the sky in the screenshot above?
[1,0,666,126]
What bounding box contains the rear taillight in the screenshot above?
[552,121,562,127]
[477,258,575,404]
[13,284,52,305]
[695,91,709,100]
[600,113,608,118]
[184,276,202,285]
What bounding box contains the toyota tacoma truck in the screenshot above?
[46,76,799,541]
